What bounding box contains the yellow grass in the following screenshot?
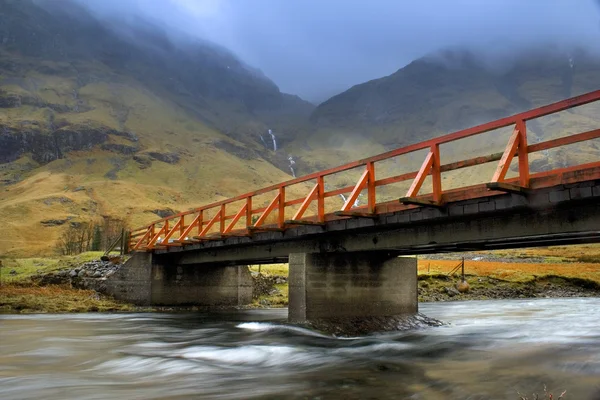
[0,252,104,283]
[0,284,133,313]
[417,259,600,284]
[248,263,288,276]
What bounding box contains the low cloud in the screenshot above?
[76,0,600,102]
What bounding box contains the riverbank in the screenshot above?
[2,247,600,313]
[251,270,600,307]
[250,249,600,306]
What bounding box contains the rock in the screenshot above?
[72,186,85,192]
[40,219,68,226]
[100,256,110,262]
[148,208,177,218]
[0,91,22,108]
[93,271,102,278]
[69,270,78,277]
[307,313,445,336]
[101,143,139,155]
[133,154,152,169]
[146,151,180,164]
[456,280,470,293]
[445,286,460,297]
[9,269,17,275]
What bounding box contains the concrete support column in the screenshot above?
[105,253,253,306]
[288,252,417,322]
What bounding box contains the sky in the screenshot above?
[80,0,600,103]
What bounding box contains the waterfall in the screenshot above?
[268,129,277,152]
[259,134,268,148]
[339,194,361,208]
[288,155,296,178]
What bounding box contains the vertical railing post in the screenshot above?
[179,215,185,237]
[366,162,376,213]
[431,143,442,203]
[246,196,253,228]
[220,204,226,234]
[516,119,529,187]
[278,186,285,229]
[163,221,168,244]
[197,210,203,236]
[317,176,325,223]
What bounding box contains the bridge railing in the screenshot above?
[130,90,600,251]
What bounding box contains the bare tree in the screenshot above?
[56,217,129,255]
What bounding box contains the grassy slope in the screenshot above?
[292,54,600,192]
[3,51,600,257]
[0,58,305,257]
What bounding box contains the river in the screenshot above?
[1,298,600,399]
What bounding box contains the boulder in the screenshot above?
[456,280,470,293]
[445,286,460,297]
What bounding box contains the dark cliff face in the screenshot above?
[0,0,314,166]
[0,125,133,164]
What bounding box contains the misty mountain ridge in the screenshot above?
[1,0,599,257]
[291,46,600,214]
[0,0,313,146]
[312,46,600,140]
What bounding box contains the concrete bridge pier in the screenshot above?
[288,252,417,323]
[105,253,253,306]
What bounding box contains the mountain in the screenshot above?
[291,48,600,192]
[2,0,600,258]
[0,0,313,256]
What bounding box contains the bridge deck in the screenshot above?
[130,90,600,255]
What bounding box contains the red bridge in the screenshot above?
[130,89,600,254]
[113,90,600,319]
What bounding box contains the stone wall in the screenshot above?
[104,253,153,305]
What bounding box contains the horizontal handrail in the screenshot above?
[130,89,600,250]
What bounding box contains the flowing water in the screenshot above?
[1,298,600,399]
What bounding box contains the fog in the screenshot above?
[77,0,600,103]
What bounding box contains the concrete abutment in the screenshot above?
[105,253,252,306]
[288,252,417,323]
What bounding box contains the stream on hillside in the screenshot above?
[1,298,600,399]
